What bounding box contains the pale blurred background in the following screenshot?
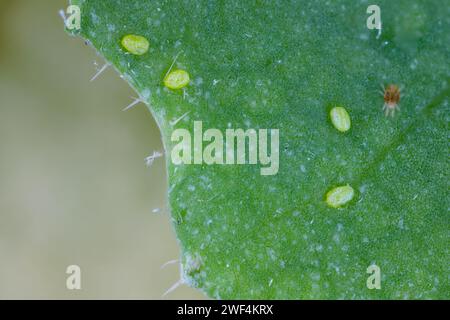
[0,0,203,299]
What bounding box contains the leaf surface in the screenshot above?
[69,0,449,298]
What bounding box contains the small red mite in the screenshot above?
[382,84,401,117]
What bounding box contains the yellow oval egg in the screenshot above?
[326,185,355,208]
[121,34,149,56]
[330,106,351,132]
[164,69,190,90]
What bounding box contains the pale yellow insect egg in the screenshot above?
[326,185,355,208]
[164,69,190,90]
[121,34,149,56]
[330,106,351,132]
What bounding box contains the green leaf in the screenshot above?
[68,0,449,299]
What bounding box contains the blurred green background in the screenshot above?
[0,0,203,299]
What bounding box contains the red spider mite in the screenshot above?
[382,84,401,117]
